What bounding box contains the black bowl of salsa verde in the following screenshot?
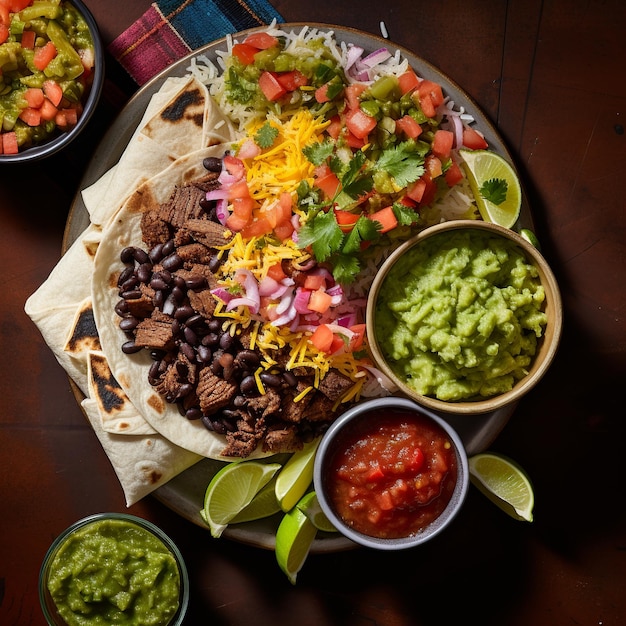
[314,397,469,550]
[0,0,104,163]
[39,513,189,626]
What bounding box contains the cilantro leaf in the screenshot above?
[392,202,421,226]
[480,178,508,205]
[226,68,257,104]
[255,122,279,149]
[340,151,373,199]
[375,141,425,188]
[330,253,361,285]
[342,216,381,254]
[297,210,344,261]
[302,140,335,166]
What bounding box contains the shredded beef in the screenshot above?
[159,184,207,229]
[197,367,238,415]
[318,369,354,401]
[134,309,176,350]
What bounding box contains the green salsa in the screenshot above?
[46,518,181,626]
[0,0,95,152]
[374,228,548,401]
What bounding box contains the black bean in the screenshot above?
[114,300,129,317]
[162,253,183,272]
[137,263,152,284]
[240,375,257,395]
[178,383,193,398]
[119,317,139,332]
[133,247,150,264]
[118,266,134,286]
[260,372,282,388]
[202,332,219,348]
[173,275,186,289]
[181,342,196,362]
[154,290,164,309]
[122,289,142,300]
[186,408,203,420]
[162,240,175,257]
[174,305,194,320]
[203,156,222,172]
[237,350,260,369]
[208,255,222,273]
[207,319,221,332]
[120,247,135,264]
[199,198,214,211]
[149,242,165,263]
[176,361,189,378]
[120,276,139,292]
[209,419,226,435]
[185,314,203,327]
[171,286,185,302]
[196,345,212,363]
[149,361,161,380]
[121,340,142,354]
[233,395,247,408]
[185,275,206,290]
[282,371,298,387]
[219,333,234,350]
[150,277,168,291]
[221,418,237,432]
[154,269,172,284]
[183,326,198,345]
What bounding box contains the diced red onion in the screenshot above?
[344,45,364,70]
[293,287,312,314]
[361,47,391,68]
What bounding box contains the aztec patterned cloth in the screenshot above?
[109,0,283,85]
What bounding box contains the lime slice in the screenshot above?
[202,461,282,537]
[459,149,522,228]
[520,227,541,251]
[296,491,338,533]
[275,507,318,585]
[275,439,320,513]
[230,476,281,523]
[468,452,534,522]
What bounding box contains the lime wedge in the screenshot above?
[520,227,541,251]
[202,461,282,537]
[296,491,337,533]
[460,149,522,228]
[275,507,318,585]
[230,476,281,523]
[275,439,320,513]
[468,452,534,522]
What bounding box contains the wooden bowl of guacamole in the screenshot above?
[366,220,563,415]
[39,513,189,625]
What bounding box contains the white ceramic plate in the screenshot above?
[66,23,531,552]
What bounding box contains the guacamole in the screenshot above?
[46,518,181,626]
[374,228,548,401]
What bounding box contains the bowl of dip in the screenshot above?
[366,220,563,415]
[0,0,104,163]
[313,397,469,550]
[39,513,188,626]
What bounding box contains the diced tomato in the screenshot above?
[348,323,367,351]
[33,42,57,71]
[39,98,58,121]
[273,220,294,241]
[418,79,444,108]
[462,126,489,150]
[345,131,366,149]
[329,334,345,354]
[276,192,293,224]
[23,88,44,108]
[308,289,333,314]
[432,129,454,159]
[228,179,251,201]
[368,205,398,233]
[0,24,9,45]
[276,70,308,92]
[395,115,422,139]
[1,131,18,154]
[345,83,367,110]
[62,106,78,127]
[232,43,258,65]
[9,0,32,10]
[223,154,246,180]
[325,115,342,140]
[0,3,9,26]
[418,92,436,118]
[304,273,327,291]
[366,464,385,482]
[425,154,443,178]
[398,68,420,95]
[20,30,35,49]
[406,174,437,206]
[444,159,464,187]
[334,208,359,233]
[258,71,287,102]
[18,107,41,126]
[345,108,377,140]
[310,324,334,353]
[231,196,255,220]
[267,263,287,282]
[314,171,340,199]
[55,111,67,128]
[315,83,331,103]
[240,216,273,239]
[398,195,417,208]
[408,447,425,472]
[243,32,279,50]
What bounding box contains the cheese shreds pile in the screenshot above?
[212,109,370,402]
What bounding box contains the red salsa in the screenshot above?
[326,409,458,539]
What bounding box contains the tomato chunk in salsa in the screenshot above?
[326,409,458,539]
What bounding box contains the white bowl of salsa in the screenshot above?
[39,513,189,626]
[313,397,469,550]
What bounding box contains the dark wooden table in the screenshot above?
[2,1,625,624]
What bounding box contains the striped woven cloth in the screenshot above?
[109,0,283,85]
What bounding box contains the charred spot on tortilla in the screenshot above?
[65,301,101,354]
[90,352,126,415]
[148,393,166,415]
[160,88,204,127]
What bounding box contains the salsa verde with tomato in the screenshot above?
[326,408,458,539]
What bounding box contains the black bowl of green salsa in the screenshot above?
[0,0,104,163]
[39,513,189,626]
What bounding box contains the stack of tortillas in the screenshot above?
[25,74,240,506]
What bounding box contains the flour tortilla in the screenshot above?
[91,144,269,460]
[82,75,237,229]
